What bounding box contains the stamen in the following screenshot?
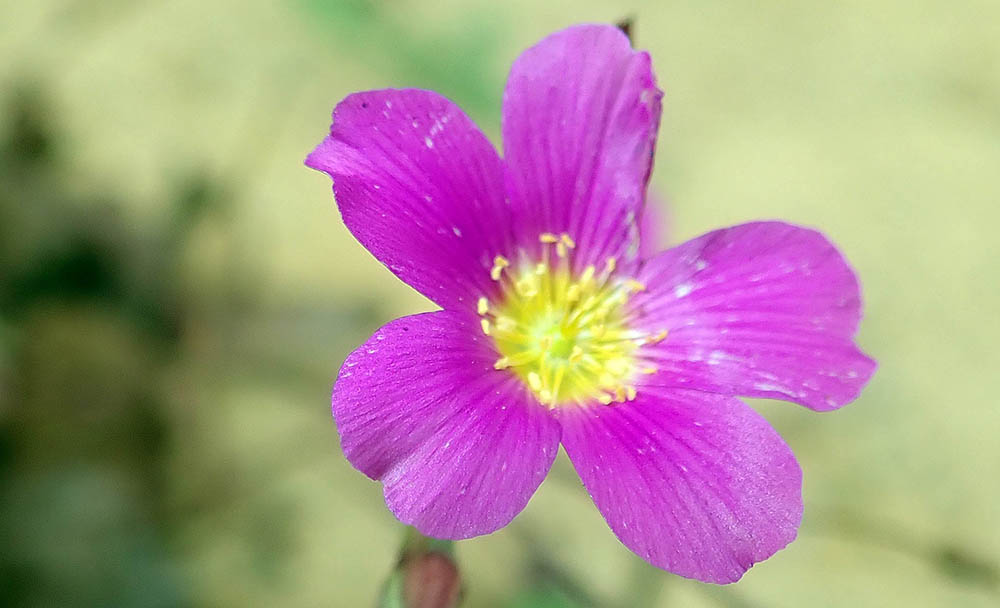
[490,255,510,281]
[505,350,540,367]
[566,284,581,302]
[605,358,629,375]
[481,232,667,408]
[528,372,543,392]
[515,274,538,297]
[645,329,669,345]
[495,316,517,333]
[625,279,646,293]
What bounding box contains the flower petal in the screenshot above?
[333,310,561,538]
[307,89,511,310]
[502,24,662,271]
[632,221,876,411]
[557,388,802,583]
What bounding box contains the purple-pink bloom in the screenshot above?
[306,24,875,584]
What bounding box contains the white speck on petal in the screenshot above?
[674,282,693,298]
[707,350,727,365]
[753,383,787,393]
[424,136,434,148]
[452,226,462,237]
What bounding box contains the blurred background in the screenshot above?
[1,1,998,606]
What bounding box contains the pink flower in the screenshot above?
[306,24,875,583]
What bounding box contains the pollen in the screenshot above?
[476,233,667,407]
[490,255,510,281]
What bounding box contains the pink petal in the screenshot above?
[333,310,561,539]
[632,221,876,411]
[307,89,511,310]
[557,388,802,583]
[502,24,662,272]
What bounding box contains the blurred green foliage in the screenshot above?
[1,1,999,607]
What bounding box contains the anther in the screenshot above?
[645,329,668,345]
[493,357,510,370]
[539,233,559,243]
[605,358,628,375]
[528,372,543,392]
[490,255,510,281]
[566,284,581,302]
[625,279,647,293]
[515,275,538,297]
[605,257,617,273]
[626,386,637,401]
[480,319,492,336]
[477,297,489,315]
[495,316,517,333]
[559,234,576,249]
[614,386,627,402]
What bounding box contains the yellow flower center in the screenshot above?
[478,233,667,407]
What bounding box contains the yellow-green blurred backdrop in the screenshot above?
[2,1,998,606]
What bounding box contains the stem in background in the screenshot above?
[379,527,462,608]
